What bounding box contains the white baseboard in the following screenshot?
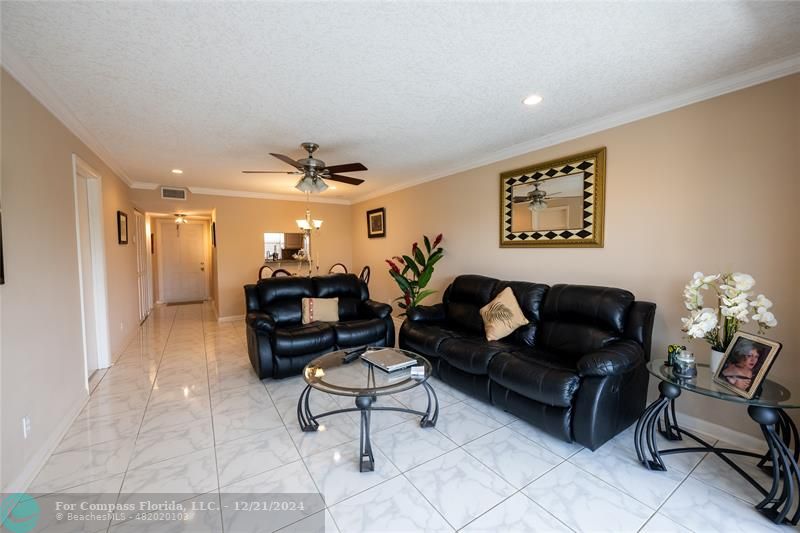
[2,391,88,494]
[675,412,766,452]
[218,314,245,323]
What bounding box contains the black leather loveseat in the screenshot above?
[244,274,394,379]
[400,275,655,450]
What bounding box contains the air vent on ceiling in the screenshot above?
[161,187,187,200]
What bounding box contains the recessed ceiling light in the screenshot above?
[171,169,183,174]
[523,94,543,106]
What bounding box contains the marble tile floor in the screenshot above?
[23,303,792,532]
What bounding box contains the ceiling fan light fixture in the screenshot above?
[295,175,328,194]
[529,199,547,212]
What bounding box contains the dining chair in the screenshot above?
[271,269,292,277]
[359,265,371,284]
[328,263,348,274]
[258,265,274,280]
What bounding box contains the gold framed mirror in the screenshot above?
[499,147,606,248]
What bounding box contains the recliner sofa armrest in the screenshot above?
[577,340,644,377]
[406,304,445,323]
[360,299,392,319]
[246,312,276,334]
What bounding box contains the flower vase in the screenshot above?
[710,349,725,373]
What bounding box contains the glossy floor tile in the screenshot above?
[23,303,791,532]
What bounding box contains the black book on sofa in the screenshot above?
[400,274,655,450]
[244,274,394,379]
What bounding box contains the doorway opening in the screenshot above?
[72,155,112,389]
[154,216,211,304]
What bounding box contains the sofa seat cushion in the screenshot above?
[334,319,387,347]
[488,349,580,408]
[437,337,517,375]
[401,323,464,356]
[272,323,336,356]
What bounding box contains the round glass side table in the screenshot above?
[298,348,438,472]
[635,359,799,525]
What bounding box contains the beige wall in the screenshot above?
[1,69,139,490]
[131,189,354,317]
[351,74,800,438]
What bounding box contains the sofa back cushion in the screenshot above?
[538,284,634,358]
[312,274,368,320]
[444,275,499,334]
[256,277,314,325]
[492,281,550,346]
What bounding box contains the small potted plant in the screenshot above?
[386,234,444,315]
[681,271,777,371]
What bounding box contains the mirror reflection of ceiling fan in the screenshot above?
[242,142,367,193]
[513,179,561,211]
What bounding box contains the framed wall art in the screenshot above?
[366,207,386,238]
[117,210,128,245]
[499,147,606,248]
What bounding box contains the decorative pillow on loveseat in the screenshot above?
[301,297,339,324]
[479,287,529,341]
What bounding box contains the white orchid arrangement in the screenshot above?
[681,272,777,351]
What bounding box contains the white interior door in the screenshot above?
[134,211,149,321]
[76,177,98,377]
[72,155,112,386]
[159,220,208,303]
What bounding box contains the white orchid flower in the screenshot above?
[732,273,756,291]
[750,294,773,309]
[752,307,778,328]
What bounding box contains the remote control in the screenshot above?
[342,347,366,363]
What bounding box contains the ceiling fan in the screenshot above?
[242,142,367,193]
[513,180,561,211]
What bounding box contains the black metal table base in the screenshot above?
[297,381,439,472]
[635,381,800,526]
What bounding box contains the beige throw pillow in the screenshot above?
[301,297,339,324]
[479,287,529,341]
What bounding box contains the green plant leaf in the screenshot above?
[402,255,421,277]
[423,236,432,254]
[414,246,426,267]
[414,289,437,305]
[389,270,411,292]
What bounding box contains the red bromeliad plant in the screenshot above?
[385,234,444,315]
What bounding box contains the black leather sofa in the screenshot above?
[244,274,394,379]
[400,275,655,450]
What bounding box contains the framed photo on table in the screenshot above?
[713,332,782,399]
[366,208,386,238]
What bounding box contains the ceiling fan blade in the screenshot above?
[242,170,299,174]
[325,174,365,186]
[269,153,302,169]
[513,196,529,202]
[325,162,367,173]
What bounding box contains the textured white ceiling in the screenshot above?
[3,2,799,201]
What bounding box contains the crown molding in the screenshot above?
[351,53,800,204]
[188,186,351,205]
[1,43,135,187]
[130,181,160,190]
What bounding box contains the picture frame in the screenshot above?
[211,222,216,247]
[499,147,606,248]
[713,332,782,399]
[117,210,128,245]
[366,208,386,238]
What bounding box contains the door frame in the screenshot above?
[71,155,112,388]
[155,217,210,303]
[133,210,152,322]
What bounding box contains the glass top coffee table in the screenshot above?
[297,348,439,472]
[635,358,799,525]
